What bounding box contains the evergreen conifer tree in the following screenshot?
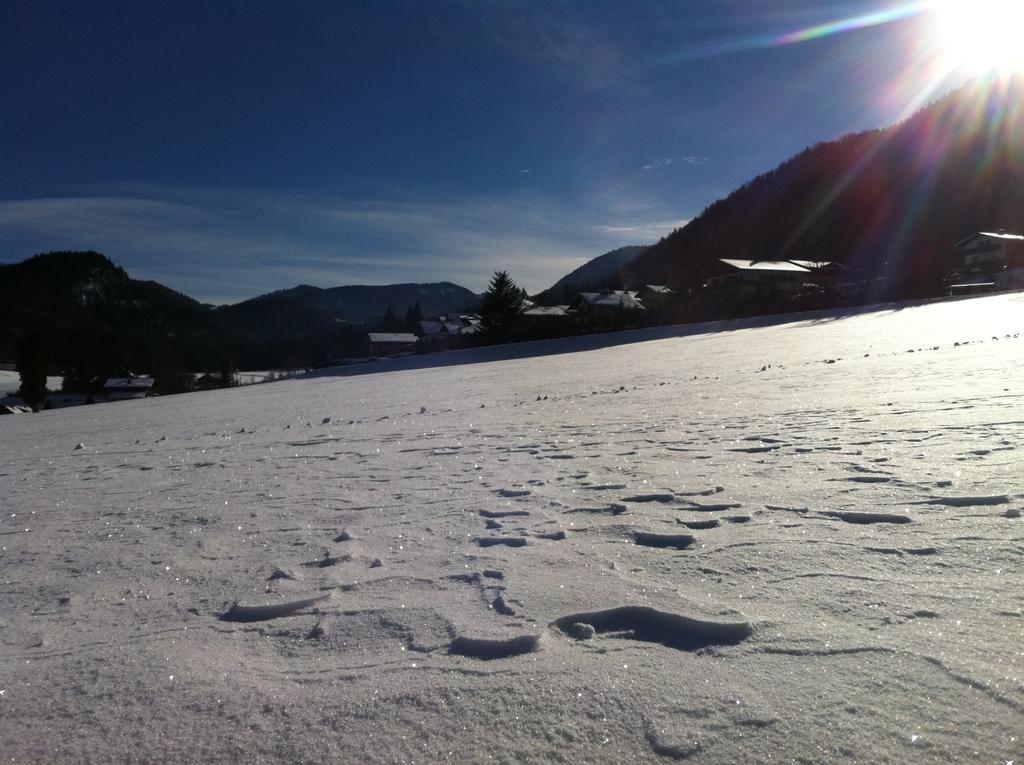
[480,271,524,343]
[404,300,422,333]
[381,304,399,331]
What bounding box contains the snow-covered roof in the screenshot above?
[522,306,569,317]
[104,377,155,390]
[577,291,644,309]
[978,231,1023,240]
[786,260,834,270]
[640,284,673,294]
[368,333,418,344]
[955,231,1024,248]
[419,320,444,335]
[0,404,32,415]
[719,259,810,273]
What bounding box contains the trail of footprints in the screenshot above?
[212,428,1018,670]
[118,405,1016,765]
[213,481,762,663]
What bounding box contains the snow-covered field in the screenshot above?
[0,371,63,396]
[232,370,308,386]
[2,293,1022,763]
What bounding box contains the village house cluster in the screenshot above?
[4,230,1021,411]
[367,284,677,359]
[0,371,302,414]
[327,229,1024,361]
[1,376,155,415]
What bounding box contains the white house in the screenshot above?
[569,290,645,327]
[634,284,674,300]
[521,305,570,319]
[704,259,811,296]
[418,314,481,352]
[571,289,643,311]
[104,377,155,401]
[367,333,418,358]
[951,231,1024,292]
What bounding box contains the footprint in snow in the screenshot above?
[496,488,531,498]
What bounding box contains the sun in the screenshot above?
[928,0,1024,76]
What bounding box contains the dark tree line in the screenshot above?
[378,301,422,333]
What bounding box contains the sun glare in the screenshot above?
[929,0,1024,76]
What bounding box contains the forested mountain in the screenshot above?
[0,251,207,329]
[0,251,213,367]
[625,78,1024,299]
[220,282,479,333]
[0,251,478,375]
[534,245,648,305]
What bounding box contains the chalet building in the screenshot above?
[418,321,450,353]
[704,259,811,297]
[634,285,674,302]
[571,289,644,310]
[417,314,480,352]
[630,285,678,323]
[193,373,225,391]
[521,305,570,320]
[786,260,833,270]
[367,332,418,358]
[785,260,845,281]
[104,377,155,401]
[520,305,574,336]
[570,289,644,324]
[950,231,1024,294]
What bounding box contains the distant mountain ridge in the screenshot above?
[231,281,480,325]
[0,251,481,369]
[624,78,1024,298]
[0,251,209,338]
[534,245,648,305]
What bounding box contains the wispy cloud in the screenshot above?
[0,184,670,302]
[641,158,673,171]
[641,155,708,170]
[594,219,690,241]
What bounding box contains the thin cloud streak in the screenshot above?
[641,156,708,170]
[641,158,672,171]
[0,185,664,302]
[594,219,690,241]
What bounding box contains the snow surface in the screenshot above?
[2,293,1023,763]
[233,370,307,386]
[0,371,63,395]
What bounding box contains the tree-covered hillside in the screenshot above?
[625,78,1024,300]
[0,251,479,378]
[534,245,648,305]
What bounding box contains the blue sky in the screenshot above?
[0,0,969,302]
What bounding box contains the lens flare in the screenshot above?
[769,4,925,47]
[927,0,1024,76]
